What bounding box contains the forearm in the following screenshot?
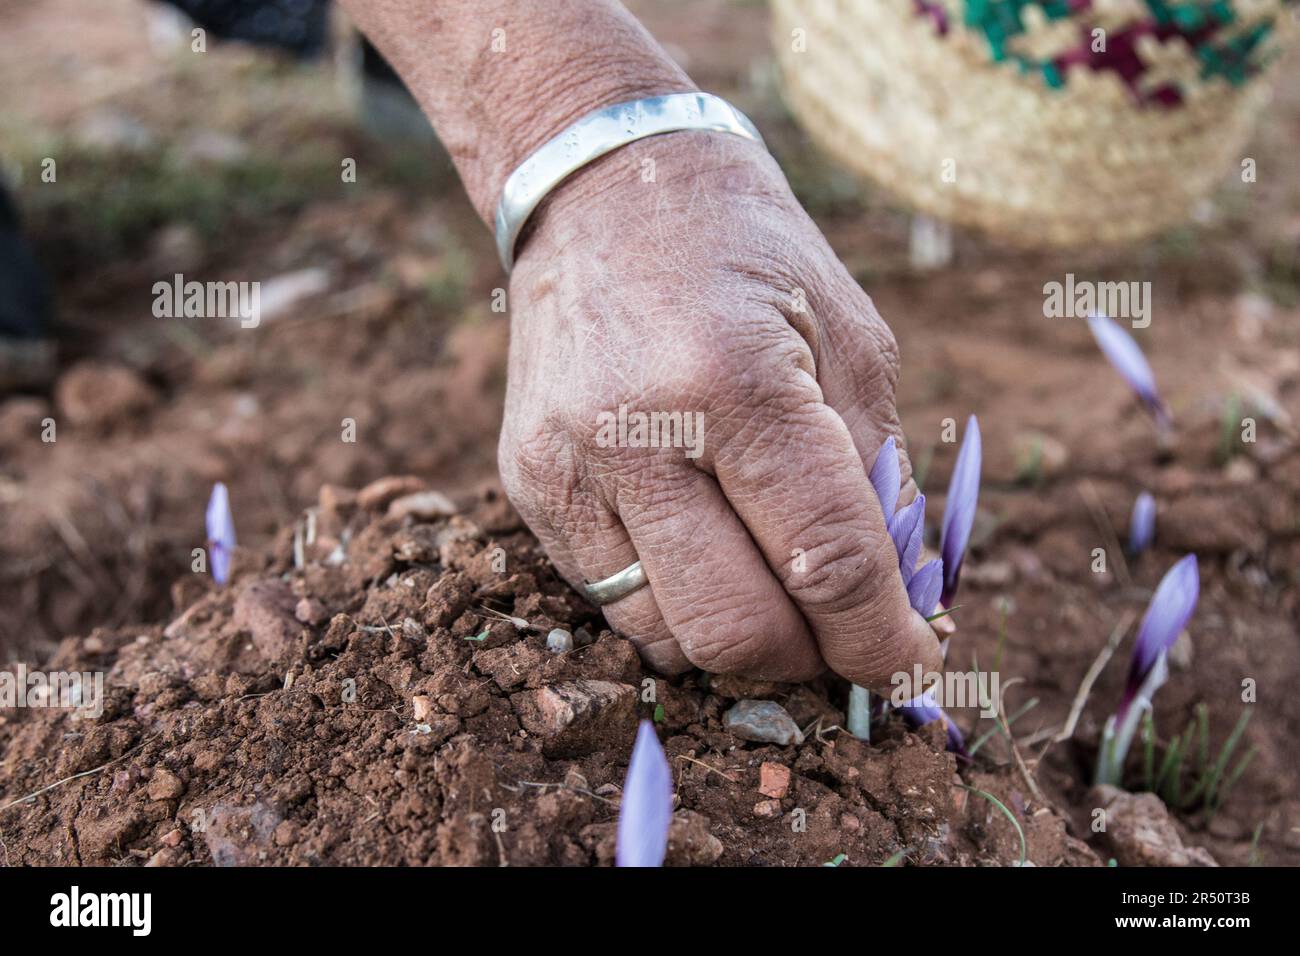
[337,0,695,223]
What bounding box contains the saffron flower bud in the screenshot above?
[939,415,981,608]
[867,437,966,757]
[1129,491,1156,555]
[615,720,673,867]
[1096,554,1199,786]
[205,482,236,586]
[1087,314,1171,430]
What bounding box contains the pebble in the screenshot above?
[546,628,574,654]
[758,761,792,799]
[752,799,782,819]
[233,579,301,664]
[388,489,458,521]
[1090,785,1218,867]
[295,597,328,625]
[1168,630,1193,671]
[512,680,638,757]
[147,768,184,801]
[723,700,804,746]
[412,695,433,723]
[257,267,331,324]
[357,475,426,511]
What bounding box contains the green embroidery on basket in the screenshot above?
[936,0,1295,98]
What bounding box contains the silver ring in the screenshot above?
[583,560,649,606]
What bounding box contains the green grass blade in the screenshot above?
[960,785,1027,867]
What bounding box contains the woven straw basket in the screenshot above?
[772,0,1297,246]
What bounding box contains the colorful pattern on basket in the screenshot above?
[915,0,1297,105]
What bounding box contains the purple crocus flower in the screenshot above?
[206,481,236,586]
[869,436,901,521]
[939,415,981,608]
[1120,554,1199,721]
[888,494,927,584]
[896,553,967,759]
[1128,491,1156,555]
[615,720,673,867]
[869,435,966,757]
[1087,314,1171,429]
[1095,554,1199,785]
[906,558,944,620]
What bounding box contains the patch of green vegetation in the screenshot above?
[15,139,345,262]
[1140,704,1255,822]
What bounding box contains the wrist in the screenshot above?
[461,11,695,221]
[514,128,786,268]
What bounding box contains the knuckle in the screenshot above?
[783,521,894,615]
[498,414,581,511]
[671,599,776,672]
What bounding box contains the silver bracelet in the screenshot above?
[493,92,764,272]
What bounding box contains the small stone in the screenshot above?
[512,680,638,757]
[573,626,596,647]
[1090,786,1218,867]
[753,799,782,819]
[358,475,427,511]
[273,821,299,847]
[257,267,331,323]
[387,489,457,521]
[294,597,328,625]
[318,484,358,516]
[82,636,105,654]
[546,628,574,654]
[723,700,804,746]
[412,695,433,722]
[147,768,184,801]
[1223,456,1258,484]
[160,828,184,847]
[1168,630,1193,671]
[758,761,791,798]
[234,579,301,665]
[193,749,225,771]
[144,847,182,867]
[665,810,724,865]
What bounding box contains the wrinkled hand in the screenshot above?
[499,131,941,691]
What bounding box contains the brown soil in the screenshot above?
[1,0,1298,866]
[1,485,1097,867]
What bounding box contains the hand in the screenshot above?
[498,130,942,691]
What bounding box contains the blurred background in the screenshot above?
[0,0,1297,861]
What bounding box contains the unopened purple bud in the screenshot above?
[888,493,927,584]
[1121,554,1199,720]
[1087,314,1171,429]
[907,558,944,617]
[869,435,901,520]
[1129,491,1156,555]
[939,415,981,607]
[205,482,236,586]
[616,720,673,867]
